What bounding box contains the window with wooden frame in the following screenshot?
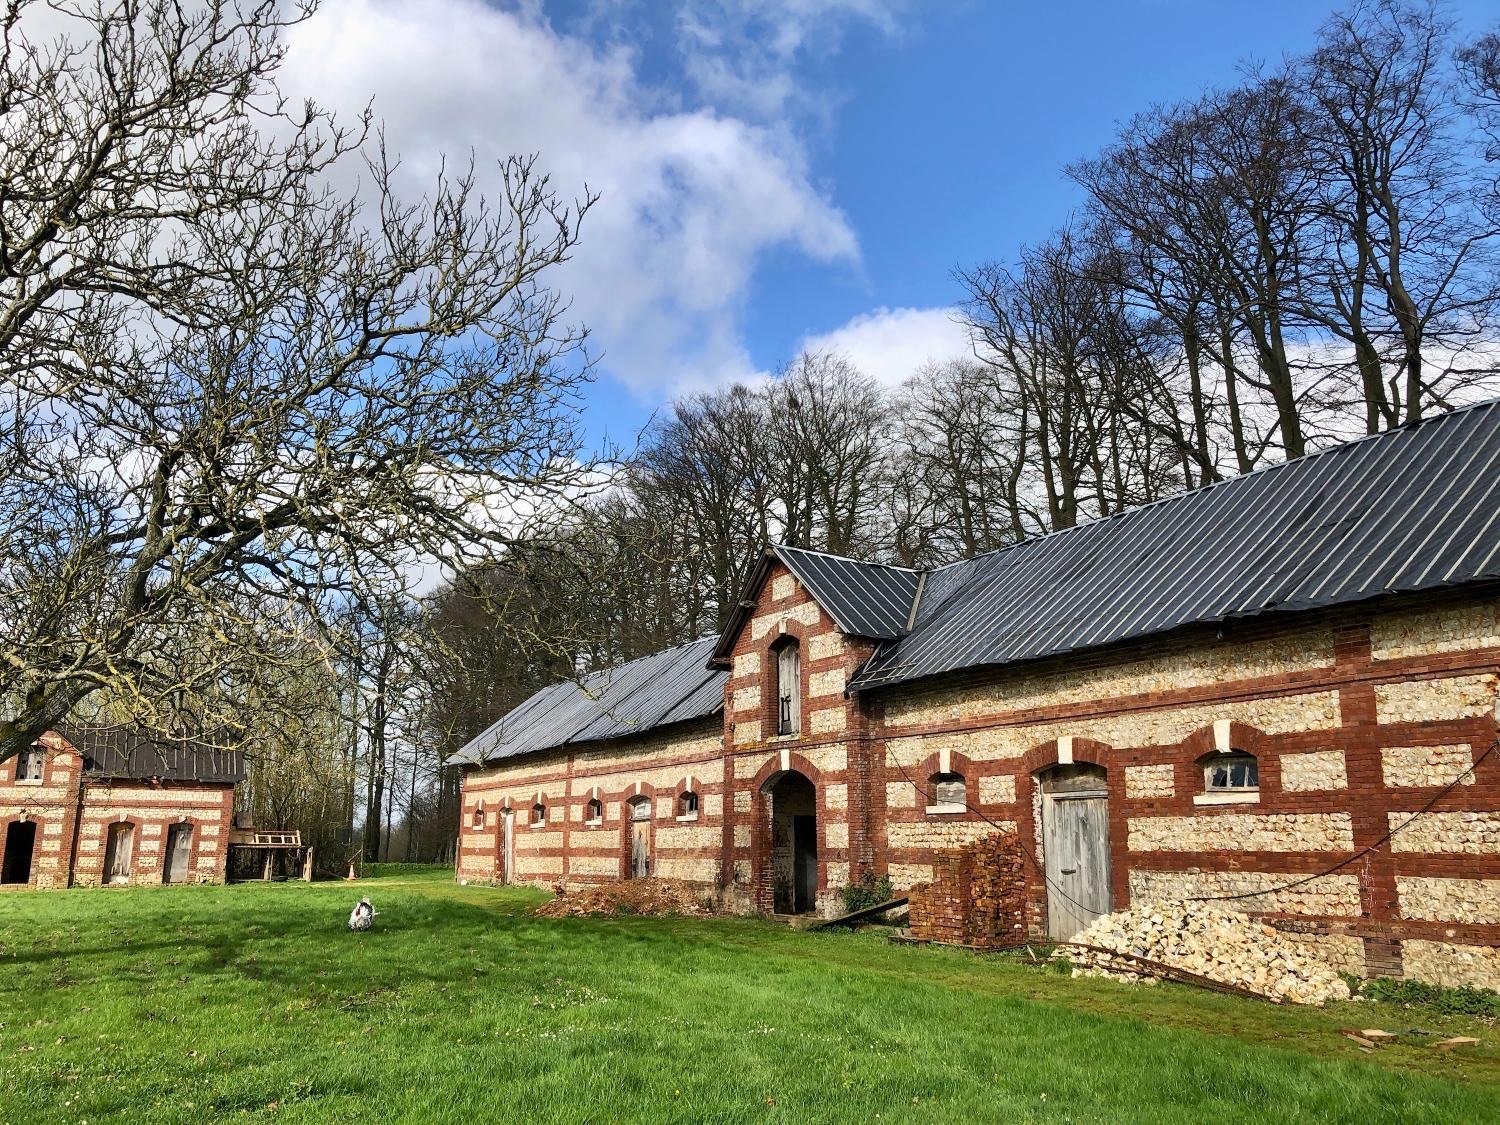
[678,790,699,819]
[928,771,966,813]
[471,804,486,830]
[531,801,546,827]
[14,745,44,782]
[775,639,801,736]
[1203,751,1259,792]
[585,797,603,824]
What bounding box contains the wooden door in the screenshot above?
[1042,794,1112,940]
[162,823,193,884]
[104,822,134,885]
[501,810,514,885]
[630,819,650,878]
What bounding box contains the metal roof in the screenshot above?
[59,726,246,784]
[452,637,726,767]
[774,545,921,640]
[851,398,1500,692]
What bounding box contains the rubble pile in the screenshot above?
[1055,899,1353,1005]
[533,878,716,919]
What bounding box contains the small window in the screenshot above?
[15,746,44,782]
[585,797,603,823]
[931,772,966,809]
[776,640,801,736]
[471,805,486,830]
[679,791,699,818]
[531,802,546,826]
[1205,752,1258,792]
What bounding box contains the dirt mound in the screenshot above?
[1054,899,1352,1006]
[533,878,716,918]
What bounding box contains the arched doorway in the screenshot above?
[2,820,36,885]
[627,796,652,878]
[499,808,515,885]
[1036,763,1112,939]
[765,771,817,914]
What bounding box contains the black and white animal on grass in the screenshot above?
[348,897,378,932]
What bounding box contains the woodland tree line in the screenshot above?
[2,3,1496,868]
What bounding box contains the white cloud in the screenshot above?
[280,0,869,396]
[799,305,972,387]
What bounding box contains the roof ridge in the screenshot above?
[772,542,919,572]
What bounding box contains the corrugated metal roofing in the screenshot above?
[452,637,726,767]
[60,726,246,784]
[852,398,1500,692]
[774,545,921,640]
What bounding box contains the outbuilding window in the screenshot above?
[531,802,546,827]
[14,746,44,782]
[585,797,603,824]
[776,640,801,736]
[679,791,699,819]
[471,805,486,830]
[1205,752,1259,792]
[928,772,966,813]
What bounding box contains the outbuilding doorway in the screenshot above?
[162,822,194,884]
[767,770,817,914]
[1038,763,1112,939]
[501,808,515,885]
[2,821,36,885]
[103,821,135,885]
[628,796,652,878]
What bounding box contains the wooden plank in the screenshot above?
[810,897,909,930]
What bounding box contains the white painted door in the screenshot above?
[1043,794,1112,940]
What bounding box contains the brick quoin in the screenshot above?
[459,568,1500,990]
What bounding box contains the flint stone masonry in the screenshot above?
[887,820,1013,850]
[1396,876,1500,924]
[657,825,719,850]
[732,687,760,715]
[1374,673,1498,725]
[1128,813,1354,853]
[750,601,820,640]
[734,720,762,744]
[1279,750,1348,793]
[1401,940,1500,991]
[809,669,844,698]
[1380,744,1476,788]
[1279,932,1367,978]
[886,691,1342,767]
[824,783,848,810]
[733,652,760,678]
[824,822,849,849]
[885,627,1334,729]
[656,857,718,881]
[811,708,844,734]
[888,862,934,887]
[1128,869,1362,917]
[1370,596,1500,660]
[979,775,1016,804]
[568,856,618,876]
[1125,764,1175,799]
[1388,811,1500,854]
[809,633,845,661]
[771,574,797,601]
[887,781,918,808]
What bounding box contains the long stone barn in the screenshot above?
[1,727,244,889]
[453,399,1500,990]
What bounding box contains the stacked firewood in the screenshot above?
[1055,899,1352,1006]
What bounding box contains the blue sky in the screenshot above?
[285,1,1499,451]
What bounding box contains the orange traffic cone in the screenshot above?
[346,862,357,881]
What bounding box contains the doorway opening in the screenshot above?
[1,821,37,885]
[766,770,817,914]
[103,821,135,885]
[1037,763,1112,940]
[500,808,514,885]
[627,796,652,878]
[162,822,194,884]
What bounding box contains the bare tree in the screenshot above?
[0,1,599,761]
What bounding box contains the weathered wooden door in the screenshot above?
[629,798,652,879]
[1042,792,1112,940]
[792,814,817,913]
[104,822,134,885]
[162,823,193,883]
[501,810,514,885]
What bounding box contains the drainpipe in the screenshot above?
[65,762,88,888]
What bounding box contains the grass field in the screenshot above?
[1,871,1497,1123]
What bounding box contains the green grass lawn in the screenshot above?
[1,872,1497,1123]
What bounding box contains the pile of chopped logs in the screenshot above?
[1054,899,1352,1006]
[533,878,716,919]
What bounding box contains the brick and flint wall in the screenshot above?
[457,567,1500,987]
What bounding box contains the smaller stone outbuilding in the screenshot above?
[0,727,244,889]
